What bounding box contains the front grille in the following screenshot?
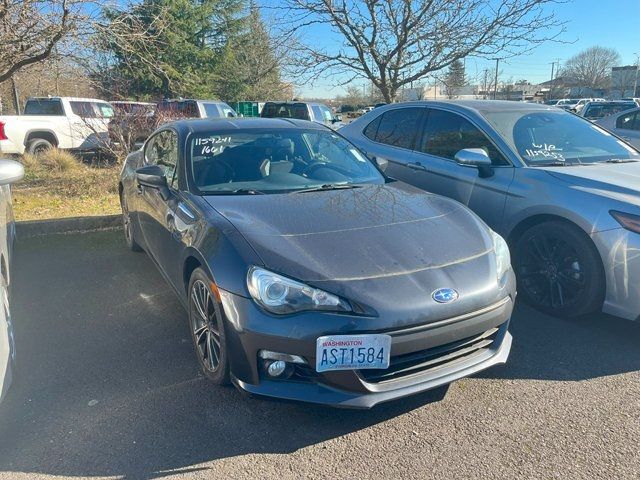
[359,327,500,384]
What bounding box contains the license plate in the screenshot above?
[315,334,391,372]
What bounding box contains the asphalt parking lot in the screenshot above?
[0,230,639,480]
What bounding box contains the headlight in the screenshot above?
[490,230,511,280]
[610,210,640,234]
[247,267,351,315]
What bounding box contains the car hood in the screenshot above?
[542,162,640,205]
[205,183,505,323]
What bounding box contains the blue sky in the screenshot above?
[271,0,640,98]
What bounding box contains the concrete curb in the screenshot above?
[16,214,123,238]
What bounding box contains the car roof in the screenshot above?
[167,117,329,134]
[110,100,155,105]
[377,100,555,115]
[586,101,636,105]
[264,101,327,107]
[159,99,227,104]
[27,96,109,103]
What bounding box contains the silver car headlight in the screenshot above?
[490,230,511,280]
[247,267,351,315]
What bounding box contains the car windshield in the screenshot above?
[189,129,384,193]
[583,103,635,120]
[482,110,640,165]
[261,103,309,120]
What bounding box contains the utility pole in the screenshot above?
[493,58,499,100]
[634,53,639,97]
[549,62,555,100]
[482,69,489,99]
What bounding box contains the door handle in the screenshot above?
[408,162,427,171]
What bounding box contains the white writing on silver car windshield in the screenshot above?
[525,143,565,161]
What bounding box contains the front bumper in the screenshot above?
[591,227,640,321]
[219,290,514,408]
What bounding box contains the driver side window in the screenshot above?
[421,109,509,166]
[145,130,179,188]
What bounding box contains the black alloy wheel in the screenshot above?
[188,268,230,384]
[515,221,605,318]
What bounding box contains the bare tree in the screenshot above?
[562,46,620,90]
[0,0,85,84]
[278,0,566,102]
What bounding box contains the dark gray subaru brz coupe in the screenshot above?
[119,117,515,408]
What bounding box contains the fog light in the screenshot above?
[258,350,307,365]
[267,360,287,377]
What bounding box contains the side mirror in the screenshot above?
[136,164,170,200]
[0,159,24,185]
[333,115,343,123]
[454,148,493,178]
[374,156,389,172]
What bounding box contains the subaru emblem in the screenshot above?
[432,288,459,304]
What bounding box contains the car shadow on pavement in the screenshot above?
[0,230,446,479]
[478,301,640,382]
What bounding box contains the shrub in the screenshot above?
[22,148,80,172]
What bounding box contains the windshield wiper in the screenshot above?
[293,184,363,194]
[530,161,578,167]
[599,158,639,164]
[231,188,265,195]
[205,188,265,195]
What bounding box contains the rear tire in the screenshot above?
[514,221,605,317]
[26,138,53,156]
[188,268,230,385]
[120,193,142,252]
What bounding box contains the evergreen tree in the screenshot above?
[444,60,466,99]
[214,3,288,102]
[99,0,245,99]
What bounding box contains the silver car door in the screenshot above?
[614,111,640,149]
[408,107,515,231]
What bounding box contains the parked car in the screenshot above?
[119,117,515,408]
[110,101,155,116]
[108,101,156,149]
[595,107,640,149]
[580,101,636,121]
[260,101,343,127]
[0,97,115,155]
[621,98,640,107]
[111,99,238,151]
[340,100,640,321]
[155,99,237,120]
[0,159,24,403]
[555,98,604,113]
[554,98,581,110]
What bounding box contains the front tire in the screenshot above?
[514,221,605,317]
[120,193,142,252]
[188,268,230,385]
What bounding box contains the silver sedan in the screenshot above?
[596,107,640,149]
[340,100,640,321]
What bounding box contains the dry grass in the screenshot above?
[13,149,121,221]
